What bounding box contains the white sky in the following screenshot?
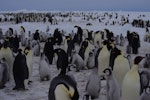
[0,0,150,11]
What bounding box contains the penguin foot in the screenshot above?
[13,87,25,91]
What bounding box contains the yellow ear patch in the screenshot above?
[68,86,75,97]
[25,49,29,54]
[56,84,75,97]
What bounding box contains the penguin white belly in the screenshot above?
[39,60,51,79]
[26,51,33,80]
[113,55,130,88]
[84,45,90,67]
[86,74,100,98]
[55,84,72,100]
[0,48,14,78]
[98,46,110,76]
[122,66,140,100]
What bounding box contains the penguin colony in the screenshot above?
[0,12,150,100]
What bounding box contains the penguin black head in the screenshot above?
[134,56,144,65]
[103,67,112,76]
[24,47,30,55]
[18,49,22,54]
[54,48,68,75]
[145,53,150,59]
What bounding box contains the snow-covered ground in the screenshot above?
[0,11,150,100]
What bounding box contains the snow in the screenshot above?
[0,11,150,100]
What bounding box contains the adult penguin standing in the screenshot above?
[43,37,54,64]
[74,25,83,45]
[24,47,33,83]
[0,40,14,80]
[122,56,144,100]
[13,49,29,90]
[109,47,130,88]
[97,40,114,78]
[48,48,79,100]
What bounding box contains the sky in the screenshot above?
[0,0,150,12]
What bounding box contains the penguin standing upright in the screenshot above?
[109,47,130,88]
[70,49,85,72]
[13,49,29,90]
[78,39,91,69]
[48,48,79,100]
[54,48,68,75]
[0,58,9,89]
[140,86,150,100]
[24,47,33,83]
[0,41,14,80]
[122,56,144,100]
[97,40,113,77]
[85,67,101,99]
[39,53,51,81]
[43,37,54,64]
[103,67,121,100]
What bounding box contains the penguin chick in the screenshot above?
[39,53,51,81]
[85,67,101,99]
[103,67,121,100]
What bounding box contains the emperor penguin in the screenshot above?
[20,26,26,46]
[33,41,40,56]
[53,48,68,75]
[122,56,144,100]
[87,51,95,69]
[103,67,121,100]
[85,67,101,99]
[70,49,85,72]
[24,47,33,83]
[0,58,9,89]
[97,40,114,77]
[0,41,14,80]
[39,53,51,81]
[140,86,150,100]
[13,49,29,90]
[48,74,79,100]
[48,49,79,100]
[79,39,91,69]
[43,37,54,64]
[94,31,103,48]
[109,47,130,89]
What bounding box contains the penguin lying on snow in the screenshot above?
[48,48,79,100]
[0,58,9,89]
[13,49,29,90]
[103,67,121,100]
